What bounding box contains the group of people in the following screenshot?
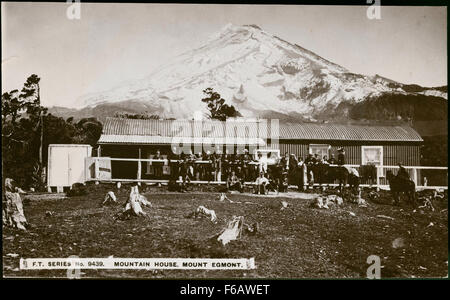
[151,147,414,194]
[264,148,347,193]
[151,147,349,194]
[161,149,256,181]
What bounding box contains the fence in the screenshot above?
[85,157,448,190]
[328,164,448,190]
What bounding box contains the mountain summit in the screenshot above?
[79,24,446,120]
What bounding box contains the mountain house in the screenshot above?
[93,117,423,181]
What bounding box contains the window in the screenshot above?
[309,144,330,159]
[362,146,383,166]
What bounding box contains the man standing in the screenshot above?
[328,154,336,165]
[288,154,298,185]
[242,149,251,181]
[280,152,289,172]
[153,149,163,179]
[337,147,346,166]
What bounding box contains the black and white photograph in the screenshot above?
[1,2,448,282]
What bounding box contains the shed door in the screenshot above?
[68,148,87,185]
[49,147,70,186]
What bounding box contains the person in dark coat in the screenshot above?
[397,162,410,181]
[337,147,346,166]
[153,149,163,179]
[280,152,289,172]
[288,154,298,185]
[328,154,336,165]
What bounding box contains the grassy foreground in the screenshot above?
[2,184,448,279]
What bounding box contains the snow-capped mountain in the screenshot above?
[79,23,447,120]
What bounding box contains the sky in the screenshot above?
[2,3,447,108]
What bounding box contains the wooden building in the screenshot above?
[97,117,423,180]
[277,122,423,166]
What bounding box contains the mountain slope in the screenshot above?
[61,23,445,126]
[77,24,445,120]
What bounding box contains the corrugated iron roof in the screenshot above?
[98,134,266,145]
[102,118,263,138]
[279,123,423,142]
[98,135,174,144]
[99,117,423,145]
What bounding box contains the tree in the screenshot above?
[17,74,46,181]
[2,75,103,190]
[1,90,22,125]
[201,88,241,121]
[72,118,103,146]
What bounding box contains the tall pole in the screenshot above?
[38,84,43,181]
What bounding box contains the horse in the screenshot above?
[386,170,416,207]
[331,165,360,193]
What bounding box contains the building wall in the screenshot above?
[279,140,421,166]
[100,141,422,167]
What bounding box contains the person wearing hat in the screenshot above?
[397,162,410,181]
[337,147,346,166]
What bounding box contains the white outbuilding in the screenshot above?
[47,144,92,192]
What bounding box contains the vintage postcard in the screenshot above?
[2,1,447,285]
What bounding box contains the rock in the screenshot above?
[357,196,368,207]
[195,205,217,223]
[102,191,118,205]
[219,193,227,202]
[312,197,325,209]
[280,201,289,210]
[392,237,405,249]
